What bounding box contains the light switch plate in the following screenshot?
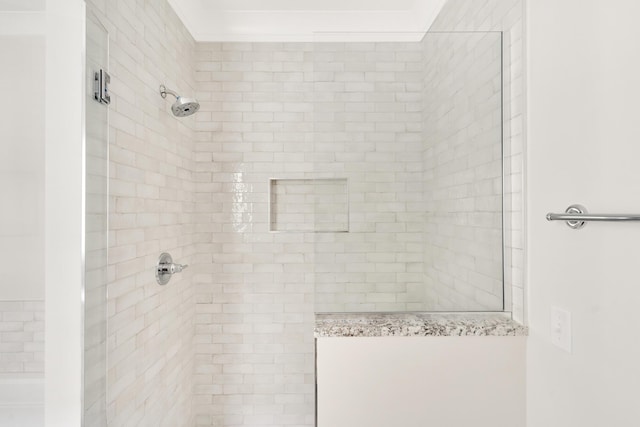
[550,307,572,353]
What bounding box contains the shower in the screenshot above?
[159,84,200,117]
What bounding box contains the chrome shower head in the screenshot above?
[159,84,200,117]
[171,96,200,117]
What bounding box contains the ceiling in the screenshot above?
[167,0,449,42]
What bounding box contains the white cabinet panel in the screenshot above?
[317,337,526,427]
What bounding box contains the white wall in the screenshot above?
[0,35,45,302]
[526,1,640,426]
[0,0,44,11]
[0,9,46,379]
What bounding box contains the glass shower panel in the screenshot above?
[312,37,426,313]
[84,12,108,427]
[312,32,503,313]
[422,32,503,312]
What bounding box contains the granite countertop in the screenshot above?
[315,312,528,338]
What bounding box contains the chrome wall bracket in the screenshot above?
[94,69,111,105]
[156,252,188,285]
[546,204,640,229]
[547,204,588,229]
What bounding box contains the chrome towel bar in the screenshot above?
[546,204,640,229]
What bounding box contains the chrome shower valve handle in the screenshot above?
[156,253,188,285]
[160,262,188,275]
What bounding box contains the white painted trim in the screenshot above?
[201,0,420,11]
[44,1,85,426]
[192,32,426,43]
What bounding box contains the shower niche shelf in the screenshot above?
[269,178,349,233]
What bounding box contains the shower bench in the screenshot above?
[315,312,527,427]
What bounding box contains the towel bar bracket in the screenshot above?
[546,204,640,229]
[547,204,588,229]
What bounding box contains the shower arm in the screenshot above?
[159,84,179,100]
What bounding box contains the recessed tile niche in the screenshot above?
[269,178,349,232]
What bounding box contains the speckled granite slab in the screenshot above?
[315,312,528,337]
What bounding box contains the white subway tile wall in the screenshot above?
[193,42,316,427]
[192,28,522,422]
[86,0,197,426]
[429,0,525,322]
[0,301,44,374]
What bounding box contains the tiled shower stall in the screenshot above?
[82,0,525,425]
